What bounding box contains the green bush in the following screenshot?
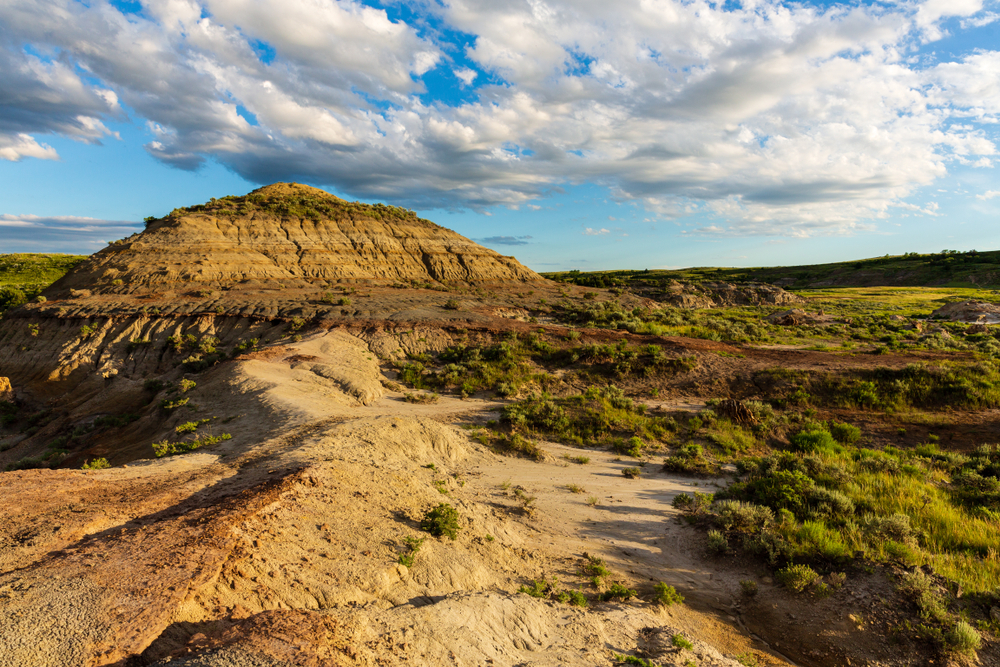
[612,654,657,667]
[793,520,850,560]
[897,571,948,623]
[775,564,819,593]
[582,554,611,580]
[398,536,425,567]
[672,491,714,514]
[712,500,774,533]
[233,338,258,355]
[81,457,110,470]
[518,579,550,598]
[828,420,861,445]
[160,397,190,410]
[721,469,815,515]
[625,436,644,458]
[707,529,729,555]
[671,634,694,650]
[493,433,544,461]
[789,428,842,455]
[662,443,719,475]
[421,503,461,540]
[599,583,637,601]
[945,620,981,656]
[152,433,231,457]
[622,466,641,479]
[0,285,27,313]
[559,590,588,607]
[653,582,684,606]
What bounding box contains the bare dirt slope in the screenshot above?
[0,329,762,667]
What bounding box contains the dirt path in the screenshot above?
[464,439,793,664]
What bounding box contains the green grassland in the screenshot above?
[0,253,87,287]
[551,285,1000,353]
[0,253,88,314]
[545,249,1000,290]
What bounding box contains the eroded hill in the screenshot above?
[51,183,540,296]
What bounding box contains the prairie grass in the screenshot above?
[718,441,1000,595]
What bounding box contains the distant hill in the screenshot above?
[0,254,87,314]
[544,249,1000,291]
[0,254,88,287]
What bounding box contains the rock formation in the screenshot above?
[656,280,801,309]
[930,300,1000,324]
[49,183,541,295]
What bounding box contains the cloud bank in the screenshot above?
[1,0,998,236]
[0,215,141,253]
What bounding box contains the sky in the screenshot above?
[0,0,999,271]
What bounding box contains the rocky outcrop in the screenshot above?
[766,308,838,326]
[930,300,1000,324]
[658,280,802,309]
[49,183,541,296]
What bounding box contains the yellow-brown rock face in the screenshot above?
[51,183,541,294]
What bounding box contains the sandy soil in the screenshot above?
[0,327,791,667]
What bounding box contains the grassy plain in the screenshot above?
[545,248,1000,289]
[0,254,88,314]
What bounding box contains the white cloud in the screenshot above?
[977,190,1000,200]
[454,68,478,87]
[583,227,610,235]
[0,134,58,162]
[0,0,997,236]
[961,11,1000,28]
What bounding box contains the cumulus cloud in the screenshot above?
[0,214,141,253]
[0,134,58,162]
[583,228,610,236]
[454,68,478,87]
[977,190,1000,200]
[0,0,998,236]
[0,38,120,159]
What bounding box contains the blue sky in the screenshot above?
[1,0,999,271]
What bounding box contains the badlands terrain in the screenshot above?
[2,184,1000,666]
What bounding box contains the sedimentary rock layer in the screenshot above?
[51,183,541,294]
